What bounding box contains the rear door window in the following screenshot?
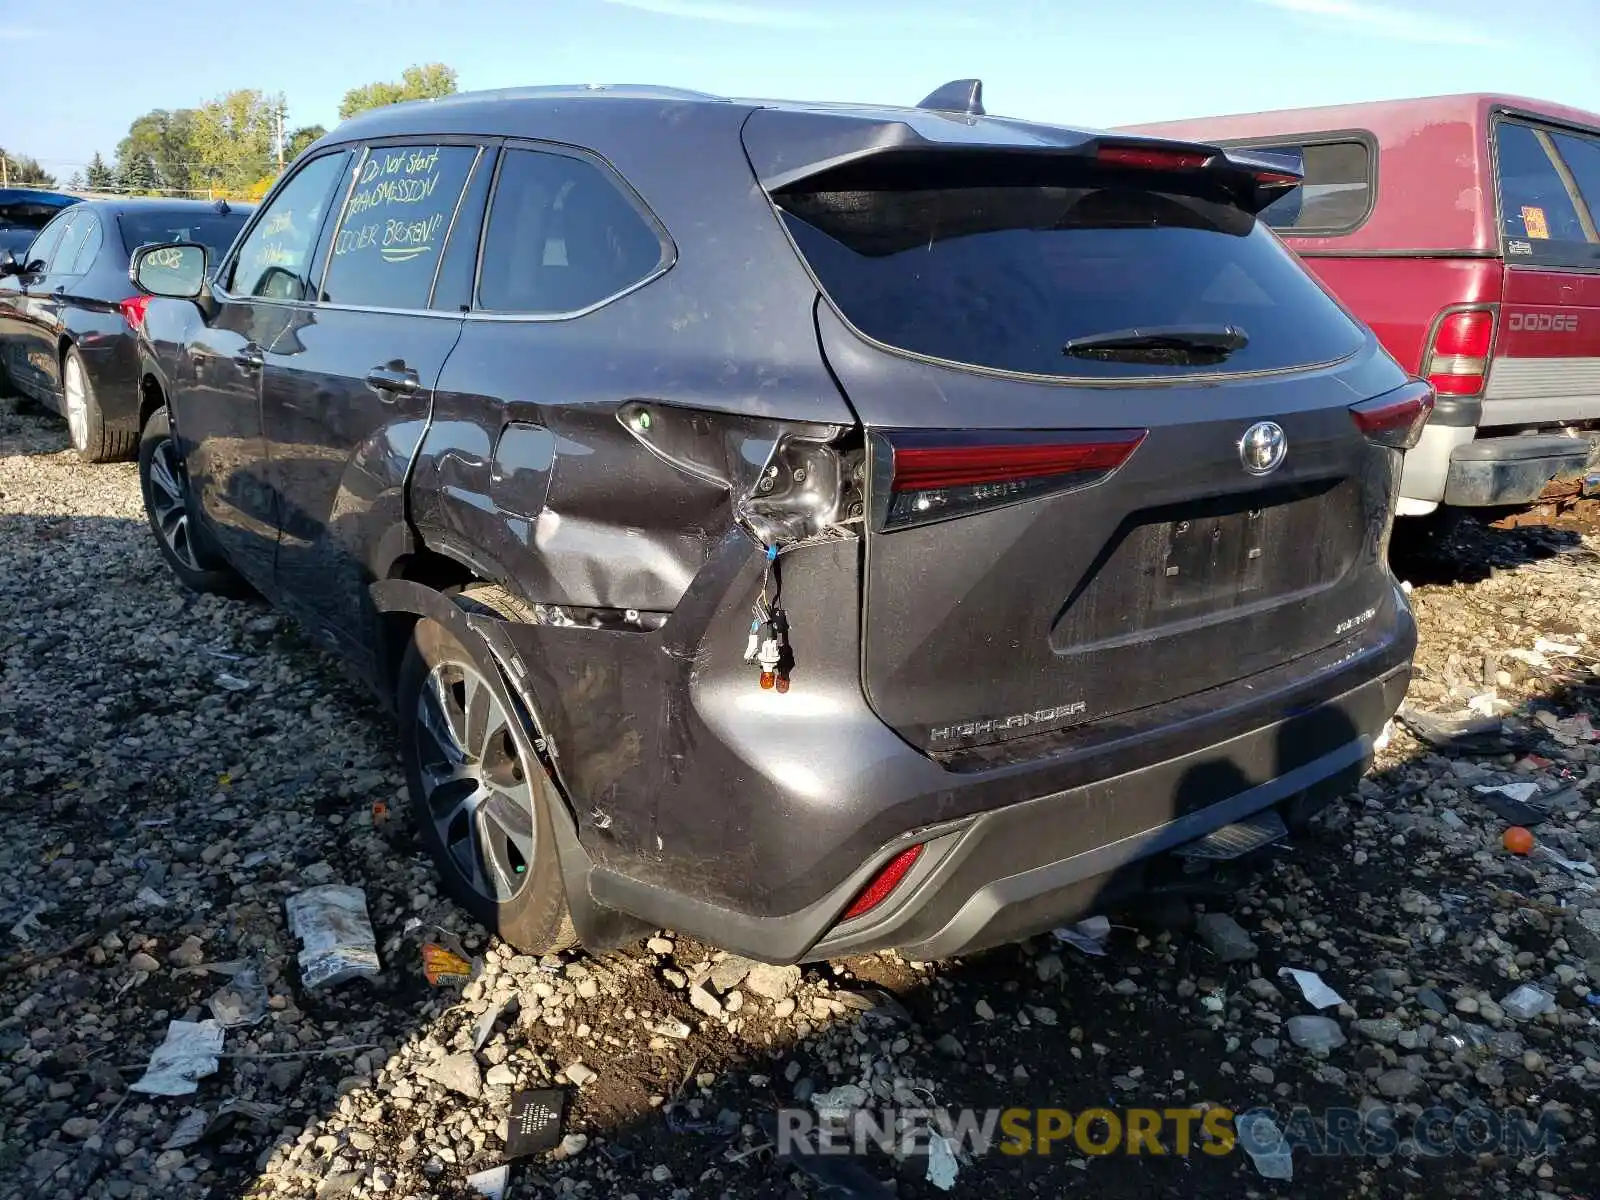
[319,144,480,309]
[1252,140,1373,233]
[777,173,1365,380]
[226,152,352,301]
[60,211,102,275]
[1495,121,1597,265]
[475,147,670,314]
[20,210,74,270]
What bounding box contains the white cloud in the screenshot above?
[1253,0,1496,46]
[598,0,835,28]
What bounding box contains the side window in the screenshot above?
[320,144,480,309]
[1254,140,1373,233]
[1495,122,1592,261]
[227,152,352,300]
[1550,130,1600,236]
[476,148,668,314]
[20,210,74,270]
[60,212,103,276]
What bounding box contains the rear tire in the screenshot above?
[398,585,578,954]
[138,407,249,595]
[63,346,136,464]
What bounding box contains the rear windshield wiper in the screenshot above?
[1063,324,1248,364]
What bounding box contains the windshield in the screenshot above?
[778,180,1365,379]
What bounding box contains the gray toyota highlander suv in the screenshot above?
[129,80,1421,964]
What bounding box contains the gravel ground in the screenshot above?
[2,399,1598,1200]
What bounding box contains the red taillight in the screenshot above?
[119,295,152,331]
[1096,145,1210,172]
[839,845,923,922]
[1351,381,1435,450]
[1423,308,1494,398]
[881,429,1146,529]
[1253,171,1301,186]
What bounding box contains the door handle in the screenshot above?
[234,344,265,369]
[366,363,421,398]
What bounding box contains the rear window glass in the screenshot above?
[1550,130,1600,239]
[1252,140,1372,233]
[1495,122,1595,264]
[0,201,70,231]
[778,180,1365,379]
[121,212,249,262]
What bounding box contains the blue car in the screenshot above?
[0,187,79,259]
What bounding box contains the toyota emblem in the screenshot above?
[1239,421,1287,476]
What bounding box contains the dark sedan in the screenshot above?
[0,187,79,258]
[0,197,251,461]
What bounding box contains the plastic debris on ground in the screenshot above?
[466,1164,509,1200]
[1373,719,1393,753]
[7,901,46,943]
[207,963,269,1028]
[1477,781,1541,804]
[1536,844,1599,880]
[421,926,476,986]
[130,1019,224,1096]
[1235,1110,1294,1180]
[135,887,168,909]
[162,1109,210,1150]
[1501,984,1556,1020]
[284,885,381,990]
[215,673,252,691]
[811,1083,871,1120]
[473,996,517,1052]
[926,1131,960,1191]
[1052,915,1110,956]
[1277,967,1346,1009]
[505,1088,567,1158]
[1395,706,1517,753]
[1474,785,1550,827]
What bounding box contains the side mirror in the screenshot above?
[131,242,209,300]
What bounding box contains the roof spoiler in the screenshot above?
[917,79,985,117]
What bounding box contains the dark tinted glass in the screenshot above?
[321,145,478,309]
[0,201,70,231]
[1496,123,1588,245]
[228,153,350,300]
[20,212,72,268]
[1551,130,1600,232]
[477,149,666,314]
[779,182,1364,379]
[47,210,95,274]
[120,212,249,261]
[1256,141,1372,232]
[61,212,102,274]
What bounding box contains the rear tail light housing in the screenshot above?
[1351,381,1435,450]
[119,295,152,331]
[1422,307,1495,397]
[839,844,924,922]
[873,428,1147,530]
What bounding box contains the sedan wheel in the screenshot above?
[62,353,89,452]
[137,406,248,595]
[146,437,203,571]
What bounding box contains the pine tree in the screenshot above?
[66,171,85,191]
[85,152,113,191]
[126,154,157,195]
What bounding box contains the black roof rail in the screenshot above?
[917,79,985,117]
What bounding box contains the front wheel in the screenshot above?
[138,407,248,595]
[398,587,577,954]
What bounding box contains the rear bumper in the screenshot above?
[582,581,1415,963]
[1442,433,1595,507]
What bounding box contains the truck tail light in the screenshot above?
[1423,307,1495,397]
[875,429,1146,530]
[1350,381,1435,450]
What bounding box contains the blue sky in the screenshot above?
[3,0,1598,179]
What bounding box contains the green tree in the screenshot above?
[117,108,198,195]
[0,148,57,187]
[125,154,158,195]
[338,63,457,120]
[85,152,114,191]
[190,89,278,197]
[66,171,85,191]
[286,125,326,163]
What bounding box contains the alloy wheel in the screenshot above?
[146,439,203,571]
[415,660,537,904]
[63,355,88,451]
